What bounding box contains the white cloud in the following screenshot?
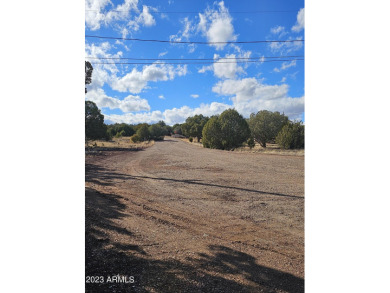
[104,102,232,125]
[191,94,199,98]
[213,54,245,78]
[273,60,297,72]
[128,5,156,31]
[163,102,231,125]
[86,88,151,113]
[197,1,237,50]
[85,0,138,31]
[111,63,188,93]
[85,42,122,91]
[158,95,165,99]
[138,5,156,27]
[158,51,168,58]
[270,25,286,37]
[269,36,304,54]
[292,8,305,32]
[105,111,164,125]
[85,0,157,33]
[198,53,248,79]
[169,17,198,53]
[212,78,304,119]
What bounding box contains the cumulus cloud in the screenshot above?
[86,88,151,113]
[128,5,156,31]
[158,95,165,99]
[191,94,199,98]
[292,8,305,32]
[198,53,248,79]
[85,0,156,33]
[197,1,237,50]
[163,102,231,124]
[85,42,122,91]
[85,0,138,31]
[105,111,164,125]
[111,63,188,93]
[104,102,232,125]
[212,78,304,119]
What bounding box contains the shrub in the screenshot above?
[148,124,165,141]
[130,134,141,143]
[115,130,126,138]
[247,137,255,149]
[136,124,150,141]
[189,137,193,142]
[276,122,304,149]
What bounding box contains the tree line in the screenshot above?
[86,100,303,150]
[85,61,303,150]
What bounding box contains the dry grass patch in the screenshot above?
[236,143,304,156]
[179,138,304,156]
[86,136,154,149]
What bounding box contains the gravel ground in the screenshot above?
[85,137,304,292]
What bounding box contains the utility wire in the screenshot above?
[85,35,304,45]
[85,9,299,14]
[90,59,304,65]
[86,55,304,61]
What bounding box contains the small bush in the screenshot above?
[189,137,193,142]
[247,137,255,149]
[131,134,141,143]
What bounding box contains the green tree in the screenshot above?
[85,101,107,140]
[85,61,93,94]
[276,121,305,149]
[136,124,150,141]
[248,110,289,148]
[107,123,135,137]
[182,114,209,142]
[202,116,223,149]
[149,124,165,141]
[202,110,250,150]
[156,120,171,136]
[172,124,183,135]
[219,109,250,150]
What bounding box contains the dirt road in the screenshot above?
[85,138,304,292]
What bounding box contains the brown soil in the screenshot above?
[85,137,304,292]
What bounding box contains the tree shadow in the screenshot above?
[86,155,304,292]
[129,174,302,199]
[86,187,304,292]
[85,163,139,187]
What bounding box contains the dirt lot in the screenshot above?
[85,137,304,292]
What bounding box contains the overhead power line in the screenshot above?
[85,9,299,14]
[85,55,304,61]
[90,59,304,65]
[85,35,304,45]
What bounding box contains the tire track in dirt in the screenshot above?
[86,137,305,291]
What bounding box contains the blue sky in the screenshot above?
[85,0,304,125]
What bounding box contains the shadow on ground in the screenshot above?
[86,162,304,292]
[86,162,302,200]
